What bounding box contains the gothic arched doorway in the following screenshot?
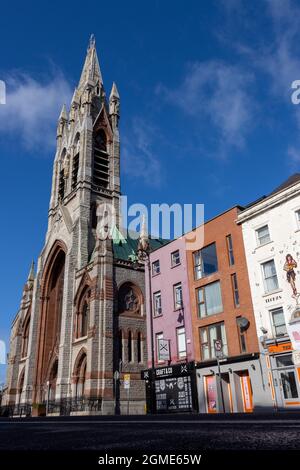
[35,242,66,402]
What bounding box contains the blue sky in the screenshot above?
[1,0,300,382]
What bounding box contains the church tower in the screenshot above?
[3,37,162,415]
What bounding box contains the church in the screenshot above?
[4,36,164,415]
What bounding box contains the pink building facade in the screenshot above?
[146,237,194,368]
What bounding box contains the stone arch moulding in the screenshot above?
[117,281,144,316]
[34,239,67,402]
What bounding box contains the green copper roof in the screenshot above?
[112,228,168,262]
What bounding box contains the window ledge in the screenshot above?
[262,289,283,298]
[153,314,163,319]
[171,263,181,269]
[152,272,161,277]
[255,240,273,250]
[73,336,88,344]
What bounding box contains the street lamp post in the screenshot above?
[133,224,156,414]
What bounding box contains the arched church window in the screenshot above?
[93,129,109,190]
[137,331,143,363]
[118,283,141,316]
[75,289,90,339]
[21,315,30,358]
[118,330,123,363]
[128,330,133,363]
[18,368,25,405]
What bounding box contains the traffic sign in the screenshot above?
[124,373,130,389]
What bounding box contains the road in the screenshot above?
[1,413,300,465]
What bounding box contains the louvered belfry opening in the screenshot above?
[58,169,65,200]
[72,153,79,190]
[93,129,109,189]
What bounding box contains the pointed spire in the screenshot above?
[109,82,120,118]
[27,260,35,283]
[78,34,103,92]
[109,82,119,100]
[59,104,68,121]
[71,87,79,105]
[138,214,150,253]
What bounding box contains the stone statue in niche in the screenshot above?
[284,254,298,296]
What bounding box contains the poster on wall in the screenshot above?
[155,376,192,412]
[286,322,300,351]
[206,376,217,413]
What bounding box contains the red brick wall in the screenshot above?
[185,206,259,362]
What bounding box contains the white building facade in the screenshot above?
[238,175,300,410]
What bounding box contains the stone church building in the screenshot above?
[4,37,163,415]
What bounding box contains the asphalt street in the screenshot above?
[1,412,300,453]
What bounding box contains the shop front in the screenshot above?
[141,362,198,413]
[266,340,300,409]
[196,353,270,413]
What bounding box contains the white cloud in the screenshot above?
[0,71,72,151]
[157,61,255,153]
[123,118,162,187]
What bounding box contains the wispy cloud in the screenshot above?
[123,118,163,187]
[157,61,255,156]
[0,70,72,152]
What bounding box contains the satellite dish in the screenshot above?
[238,317,250,331]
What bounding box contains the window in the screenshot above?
[171,250,180,267]
[193,243,218,280]
[276,354,294,368]
[177,327,186,358]
[72,153,79,190]
[173,283,183,310]
[153,291,162,316]
[118,330,123,362]
[21,316,30,358]
[118,283,141,315]
[262,259,279,293]
[271,307,287,337]
[199,322,228,360]
[226,234,235,265]
[236,317,247,353]
[231,273,240,307]
[295,210,300,229]
[197,281,223,318]
[156,332,163,362]
[58,169,65,200]
[256,225,271,246]
[137,332,143,363]
[128,330,133,362]
[152,260,160,276]
[75,290,90,339]
[93,129,109,189]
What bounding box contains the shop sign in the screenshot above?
[268,342,292,354]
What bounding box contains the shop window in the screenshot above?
[197,281,223,318]
[271,307,287,338]
[193,243,218,280]
[280,371,298,399]
[226,234,235,265]
[199,322,228,360]
[261,259,279,293]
